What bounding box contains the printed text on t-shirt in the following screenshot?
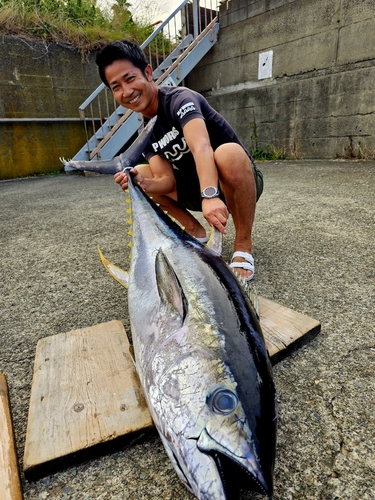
[152,127,180,152]
[177,102,196,119]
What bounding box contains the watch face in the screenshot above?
[204,187,218,197]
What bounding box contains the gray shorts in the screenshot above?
[176,158,264,212]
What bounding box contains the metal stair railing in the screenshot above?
[68,0,219,166]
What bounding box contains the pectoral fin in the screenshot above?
[155,249,187,322]
[98,247,129,288]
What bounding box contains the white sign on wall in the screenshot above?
[258,50,273,80]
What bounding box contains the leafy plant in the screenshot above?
[0,0,160,55]
[342,136,375,160]
[249,109,290,160]
[251,145,290,161]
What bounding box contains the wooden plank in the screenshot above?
[24,300,320,480]
[24,320,153,481]
[0,374,23,500]
[259,296,321,364]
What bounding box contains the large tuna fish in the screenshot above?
[63,120,277,499]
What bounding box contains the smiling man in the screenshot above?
[95,40,263,281]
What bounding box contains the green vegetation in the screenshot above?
[343,136,375,160]
[0,0,158,55]
[32,168,65,176]
[249,110,290,161]
[251,144,290,161]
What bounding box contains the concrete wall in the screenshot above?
[0,37,101,178]
[2,0,374,178]
[186,0,375,159]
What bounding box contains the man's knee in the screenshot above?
[135,163,177,199]
[214,143,247,169]
[135,163,153,178]
[214,144,264,201]
[214,144,252,184]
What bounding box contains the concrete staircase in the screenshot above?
[65,0,219,170]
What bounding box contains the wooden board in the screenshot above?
[24,300,320,480]
[23,320,153,481]
[0,374,23,500]
[259,296,321,364]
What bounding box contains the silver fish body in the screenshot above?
[68,120,277,498]
[126,175,277,499]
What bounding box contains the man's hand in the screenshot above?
[114,168,146,191]
[202,197,229,234]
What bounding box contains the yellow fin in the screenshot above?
[126,197,131,204]
[127,207,132,214]
[97,247,129,289]
[129,345,135,362]
[240,281,260,318]
[206,226,223,256]
[127,217,132,225]
[127,229,132,236]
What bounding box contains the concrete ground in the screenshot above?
[0,160,374,500]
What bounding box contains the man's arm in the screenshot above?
[114,155,176,196]
[183,117,229,233]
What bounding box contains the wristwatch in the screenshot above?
[201,186,220,199]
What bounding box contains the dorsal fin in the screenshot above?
[155,249,188,322]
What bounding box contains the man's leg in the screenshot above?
[134,164,207,239]
[214,144,257,280]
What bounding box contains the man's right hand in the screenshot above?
[114,168,146,191]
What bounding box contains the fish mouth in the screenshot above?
[196,427,273,498]
[212,451,273,499]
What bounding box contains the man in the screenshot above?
[95,40,263,281]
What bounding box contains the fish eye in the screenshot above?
[207,388,239,415]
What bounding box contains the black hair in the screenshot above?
[95,40,149,87]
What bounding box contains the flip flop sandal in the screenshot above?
[229,251,255,282]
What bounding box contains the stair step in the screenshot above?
[69,21,219,165]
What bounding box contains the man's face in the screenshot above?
[105,59,157,117]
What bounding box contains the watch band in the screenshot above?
[201,186,220,199]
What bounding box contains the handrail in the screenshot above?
[79,0,191,114]
[75,0,219,161]
[87,15,218,160]
[1,117,98,122]
[140,0,190,47]
[79,84,105,112]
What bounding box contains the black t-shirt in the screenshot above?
[142,86,247,210]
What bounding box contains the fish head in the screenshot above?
[197,383,275,498]
[151,344,276,500]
